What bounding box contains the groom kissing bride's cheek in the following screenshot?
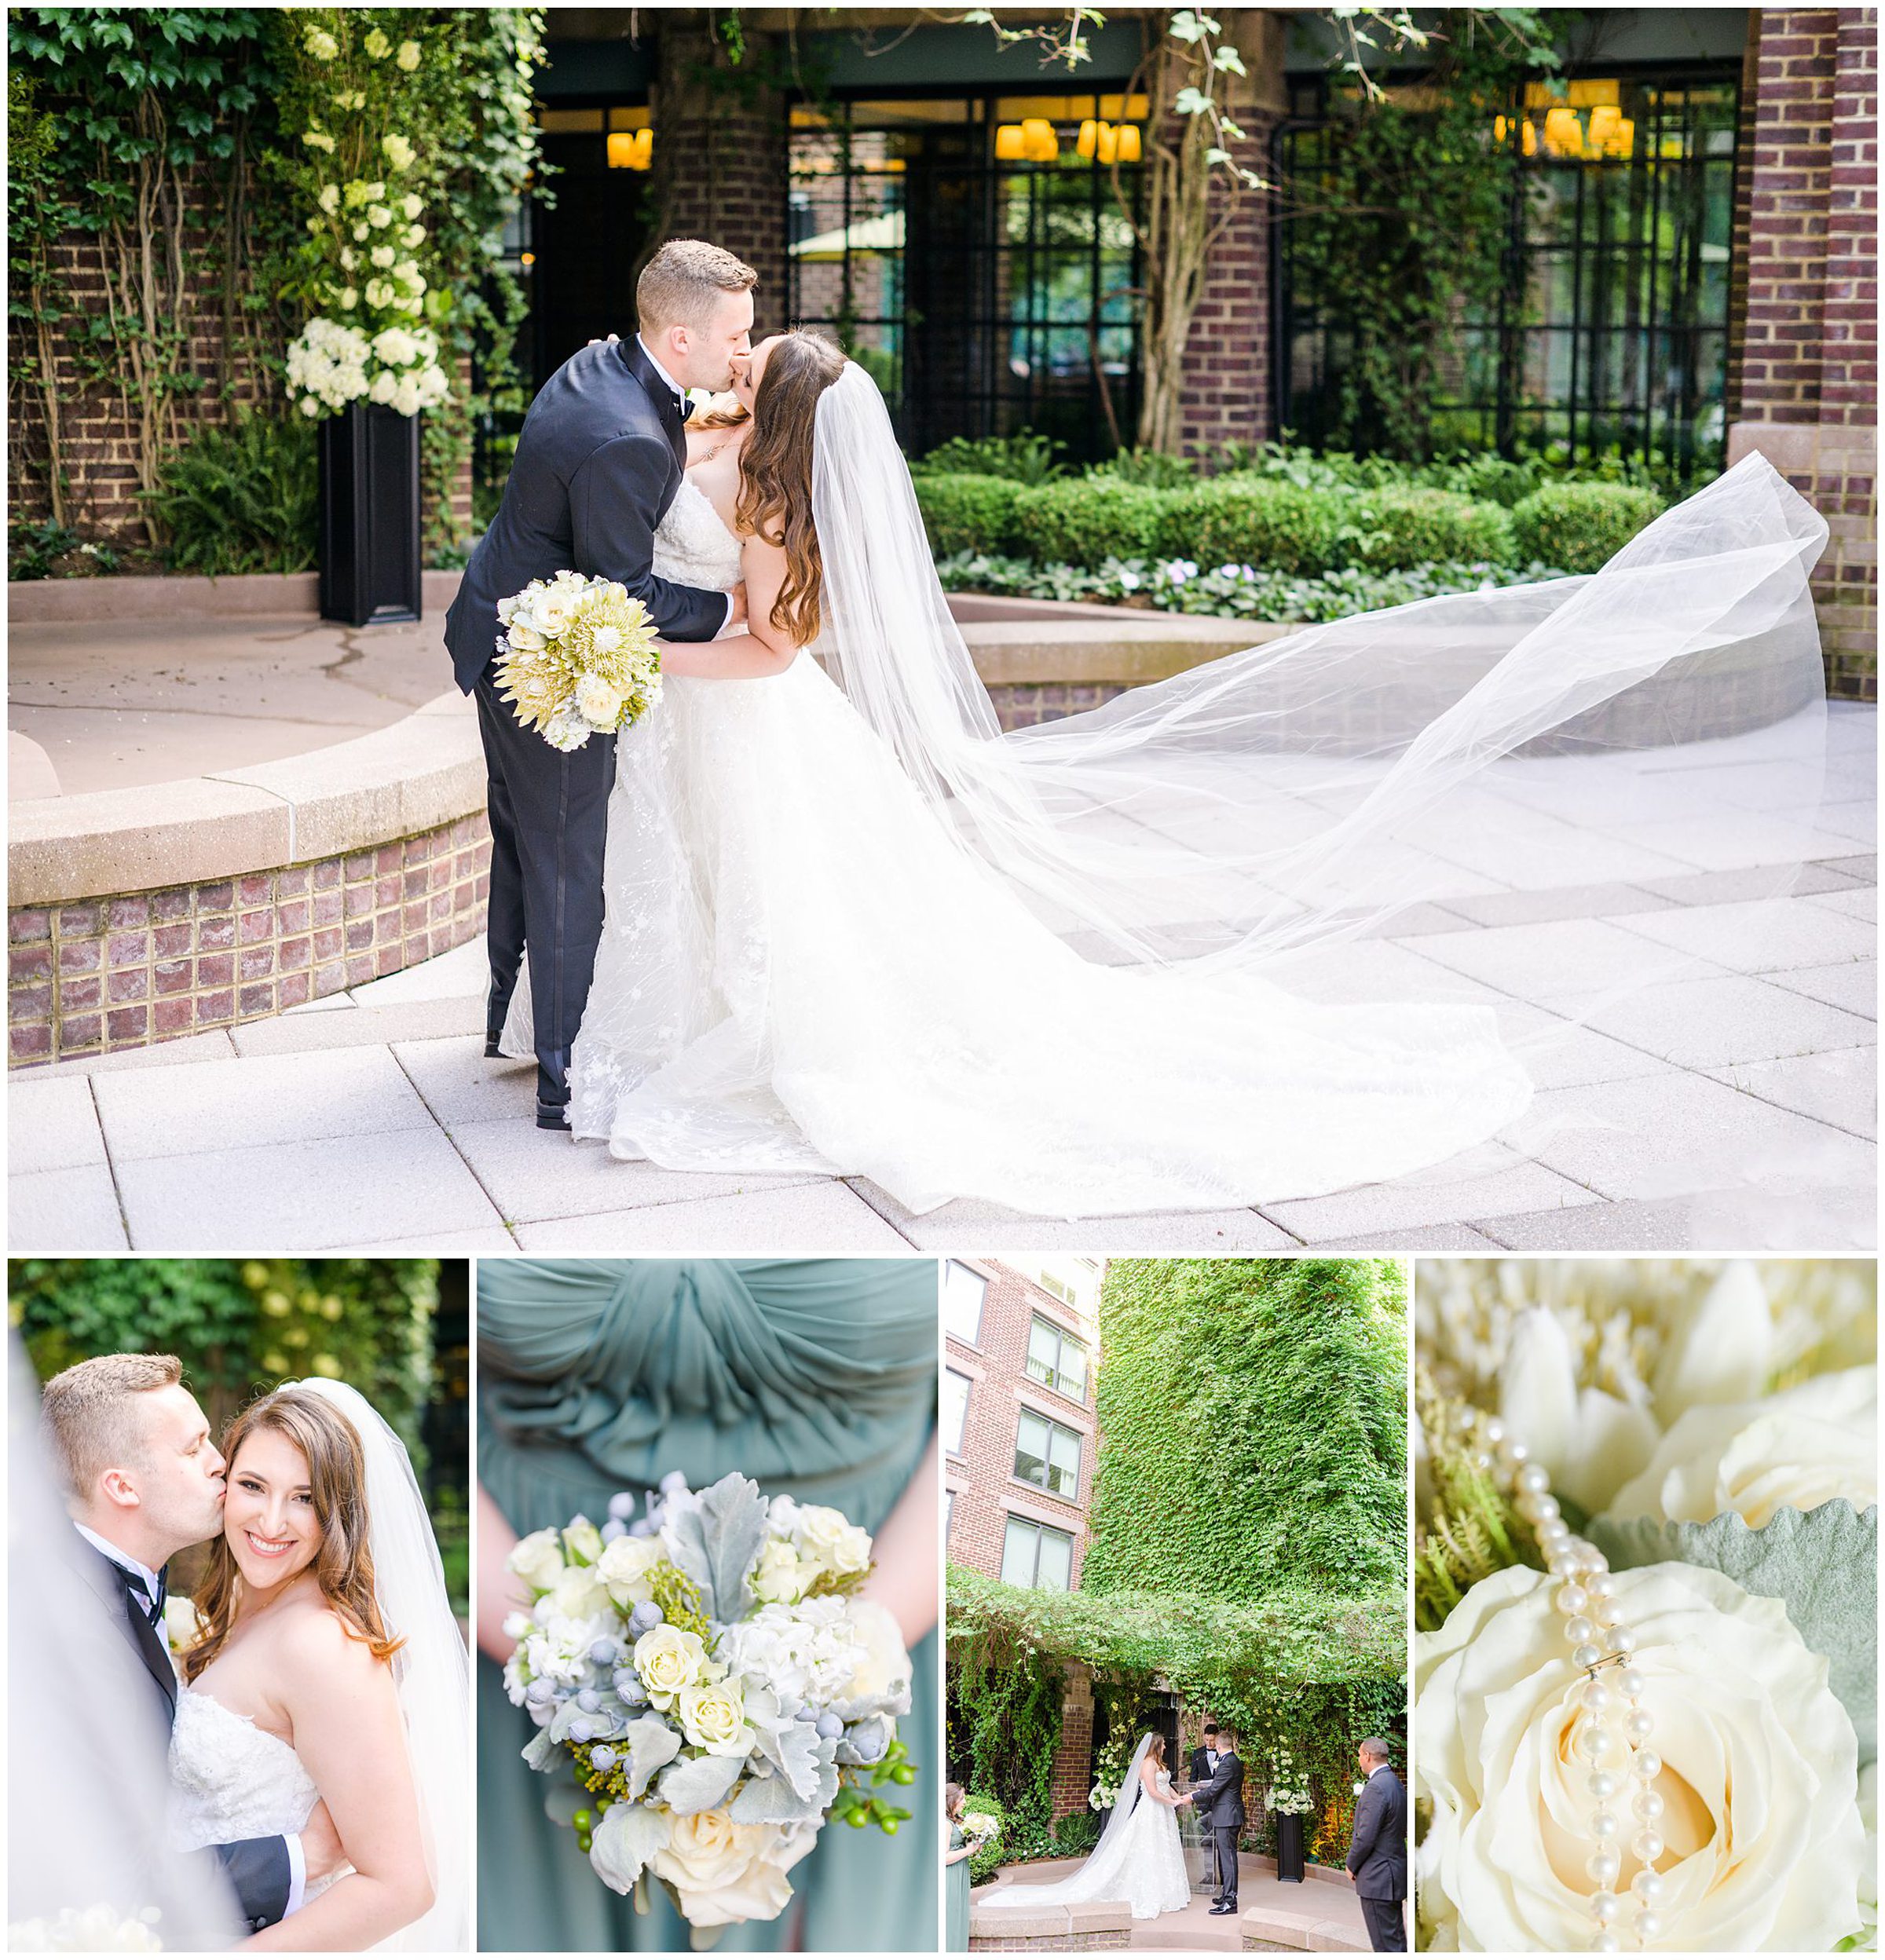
[31,1354,468,1951]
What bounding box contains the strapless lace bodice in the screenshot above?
[653,476,742,593]
[170,1688,320,1851]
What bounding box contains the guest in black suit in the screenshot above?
[443,239,756,1128]
[1346,1738,1407,1951]
[42,1353,342,1933]
[1188,1722,1222,1890]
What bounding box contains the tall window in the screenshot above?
[1026,1315,1089,1404]
[1001,1515,1074,1590]
[1014,1409,1082,1498]
[944,1369,972,1454]
[943,1261,987,1345]
[1027,1259,1100,1315]
[788,92,1145,460]
[1279,68,1739,472]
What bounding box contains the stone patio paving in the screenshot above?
[9,704,1875,1255]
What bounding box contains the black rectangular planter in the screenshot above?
[319,401,422,626]
[1275,1812,1305,1882]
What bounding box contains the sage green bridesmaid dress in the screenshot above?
[476,1259,939,1954]
[946,1823,972,1951]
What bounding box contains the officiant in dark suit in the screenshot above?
[1346,1738,1407,1951]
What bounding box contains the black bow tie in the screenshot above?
[119,1562,168,1630]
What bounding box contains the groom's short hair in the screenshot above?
[41,1352,184,1497]
[638,239,758,335]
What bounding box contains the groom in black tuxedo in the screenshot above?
[1346,1738,1407,1951]
[42,1354,341,1932]
[444,238,756,1129]
[1192,1724,1246,1915]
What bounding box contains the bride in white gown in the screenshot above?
[503,330,1828,1219]
[168,1382,468,1951]
[979,1734,1191,1920]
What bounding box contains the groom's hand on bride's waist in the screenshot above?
[300,1799,344,1883]
[720,582,749,631]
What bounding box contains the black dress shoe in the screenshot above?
[536,1099,571,1132]
[1209,1901,1236,1915]
[485,1032,505,1059]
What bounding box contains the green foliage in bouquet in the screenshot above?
[1413,1366,1541,1633]
[1080,1259,1407,1599]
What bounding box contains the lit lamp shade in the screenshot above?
[1542,105,1583,157]
[994,122,1025,161]
[1610,117,1635,158]
[1022,116,1057,163]
[1077,118,1099,159]
[1587,103,1620,146]
[1521,119,1538,156]
[607,128,653,170]
[1115,123,1141,162]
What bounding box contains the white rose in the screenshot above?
[504,621,545,654]
[508,1527,566,1593]
[595,1532,661,1607]
[635,1624,714,1708]
[840,1596,910,1706]
[1415,1562,1864,1951]
[650,1810,802,1928]
[751,1537,808,1605]
[563,1517,605,1564]
[1605,1363,1876,1530]
[678,1679,756,1757]
[575,675,624,727]
[793,1504,871,1581]
[549,1564,611,1619]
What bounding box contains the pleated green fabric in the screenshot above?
[476,1259,939,1954]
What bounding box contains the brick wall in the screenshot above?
[1727,7,1878,698]
[648,22,789,327]
[1050,1666,1096,1820]
[945,1260,1100,1589]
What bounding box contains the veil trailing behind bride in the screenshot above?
[979,1735,1191,1920]
[508,353,1830,1219]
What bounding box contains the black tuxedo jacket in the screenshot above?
[1188,1744,1218,1786]
[445,336,728,693]
[1347,1766,1407,1901]
[1192,1746,1246,1830]
[74,1535,294,1933]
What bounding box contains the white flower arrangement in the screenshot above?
[493,571,664,750]
[961,1810,1001,1852]
[1266,1741,1315,1816]
[503,1473,914,1931]
[7,1907,163,1951]
[285,319,449,420]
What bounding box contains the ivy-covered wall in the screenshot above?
[1080,1258,1407,1598]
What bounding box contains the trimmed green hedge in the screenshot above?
[915,468,1661,583]
[1510,482,1665,573]
[911,472,1025,557]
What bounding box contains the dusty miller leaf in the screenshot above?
[662,1473,769,1623]
[1590,1499,1876,1764]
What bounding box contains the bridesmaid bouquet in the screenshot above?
[502,1472,917,1933]
[493,570,663,751]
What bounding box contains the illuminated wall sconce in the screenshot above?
[1077,119,1140,166]
[1115,122,1141,162]
[1022,116,1058,162]
[607,128,653,170]
[994,122,1025,161]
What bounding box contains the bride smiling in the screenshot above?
[170,1383,468,1951]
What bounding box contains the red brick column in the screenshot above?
[1727,7,1878,698]
[646,22,788,327]
[1049,1666,1096,1821]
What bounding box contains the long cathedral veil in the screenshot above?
[288,1379,470,1951]
[979,1733,1157,1911]
[810,363,1829,980]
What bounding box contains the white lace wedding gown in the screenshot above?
[507,476,1534,1217]
[170,1688,339,1898]
[983,1769,1191,1920]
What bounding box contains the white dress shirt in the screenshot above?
[635,335,734,634]
[75,1522,306,1913]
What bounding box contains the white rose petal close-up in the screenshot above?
[1416,1560,1865,1951]
[1604,1363,1876,1529]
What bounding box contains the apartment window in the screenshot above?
[943,1261,987,1345]
[1026,1315,1089,1403]
[1001,1515,1075,1591]
[1014,1408,1082,1499]
[1030,1259,1098,1314]
[944,1368,972,1454]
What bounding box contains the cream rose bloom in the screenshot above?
[507,1527,566,1593]
[1415,1562,1864,1951]
[677,1680,756,1758]
[548,1563,611,1620]
[751,1538,808,1605]
[1605,1364,1876,1530]
[793,1504,871,1582]
[595,1532,661,1607]
[635,1624,714,1709]
[649,1810,801,1928]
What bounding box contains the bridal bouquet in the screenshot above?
[960,1804,1001,1853]
[1415,1260,1876,1953]
[502,1472,916,1931]
[493,571,663,752]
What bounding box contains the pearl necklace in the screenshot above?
[1470,1410,1668,1952]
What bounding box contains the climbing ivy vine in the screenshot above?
[1079,1259,1408,1598]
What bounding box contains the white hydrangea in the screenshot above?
[717,1598,872,1714]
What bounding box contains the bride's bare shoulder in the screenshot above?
[271,1594,386,1688]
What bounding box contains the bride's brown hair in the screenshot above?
[1147,1735,1167,1766]
[181,1387,402,1684]
[735,329,847,647]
